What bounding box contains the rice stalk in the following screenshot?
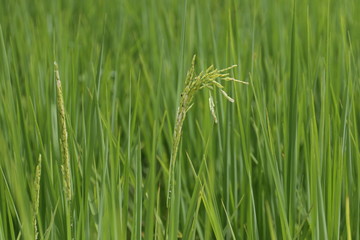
[54,61,72,201]
[167,55,248,206]
[54,62,73,240]
[33,154,41,240]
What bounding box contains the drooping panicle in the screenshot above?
[167,55,248,206]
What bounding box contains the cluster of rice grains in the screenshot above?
[54,62,72,202]
[54,62,73,238]
[33,155,42,240]
[167,55,248,205]
[32,61,72,239]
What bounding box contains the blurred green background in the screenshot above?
[0,0,359,239]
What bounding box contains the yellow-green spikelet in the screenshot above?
[54,62,72,201]
[33,154,42,240]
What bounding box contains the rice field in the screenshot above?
[0,0,359,239]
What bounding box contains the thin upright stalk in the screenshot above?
[54,62,72,239]
[167,55,248,206]
[33,154,41,240]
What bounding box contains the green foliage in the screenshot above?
[0,0,359,239]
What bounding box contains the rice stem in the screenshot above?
[167,55,247,206]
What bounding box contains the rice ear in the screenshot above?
[33,154,42,240]
[54,62,72,202]
[167,55,247,206]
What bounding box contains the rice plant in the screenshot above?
[167,55,247,205]
[0,0,359,239]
